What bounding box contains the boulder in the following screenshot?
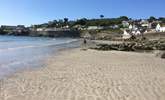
[161,52,165,58]
[91,40,165,52]
[155,51,165,59]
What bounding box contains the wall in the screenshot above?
[29,30,80,38]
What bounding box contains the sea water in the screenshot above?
[0,35,79,78]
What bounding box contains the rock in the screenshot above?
[91,40,165,52]
[157,43,165,50]
[155,51,165,59]
[161,52,165,58]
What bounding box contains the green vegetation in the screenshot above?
[31,16,130,29]
[1,16,165,38]
[74,16,129,27]
[29,16,165,30]
[0,28,3,34]
[158,17,165,23]
[101,28,123,33]
[100,15,104,19]
[148,16,157,22]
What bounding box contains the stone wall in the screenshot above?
[29,30,80,38]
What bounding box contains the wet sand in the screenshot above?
[0,48,165,100]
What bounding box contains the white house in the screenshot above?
[156,24,165,32]
[140,20,152,28]
[36,28,44,31]
[132,30,141,35]
[129,24,133,30]
[156,24,161,31]
[160,27,165,32]
[87,26,104,30]
[122,21,129,27]
[122,30,131,39]
[110,25,119,29]
[141,23,152,29]
[129,24,138,30]
[135,30,141,35]
[132,30,136,34]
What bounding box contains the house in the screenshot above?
[1,25,27,33]
[133,30,141,35]
[110,25,119,29]
[87,26,104,30]
[122,30,131,39]
[156,24,165,32]
[129,24,133,30]
[122,21,129,27]
[1,25,17,30]
[36,28,70,32]
[156,24,161,31]
[73,25,84,30]
[160,27,165,32]
[129,24,138,30]
[63,25,69,28]
[140,20,151,28]
[36,28,45,31]
[141,23,152,29]
[15,26,27,33]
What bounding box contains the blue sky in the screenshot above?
[0,0,164,26]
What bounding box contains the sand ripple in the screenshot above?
[0,49,165,100]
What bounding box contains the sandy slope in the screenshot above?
[0,49,165,100]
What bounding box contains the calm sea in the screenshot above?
[0,35,79,78]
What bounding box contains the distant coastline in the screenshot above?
[0,16,165,39]
[0,30,81,38]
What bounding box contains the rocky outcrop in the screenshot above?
[155,51,165,59]
[91,40,165,51]
[80,30,122,40]
[143,32,165,40]
[161,52,165,58]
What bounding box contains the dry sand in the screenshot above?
[0,48,165,100]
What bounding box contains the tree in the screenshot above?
[52,20,58,27]
[63,18,69,27]
[58,19,64,28]
[47,21,54,27]
[148,16,156,22]
[119,16,129,21]
[0,28,6,35]
[74,18,87,26]
[64,18,69,24]
[158,17,165,23]
[100,15,104,19]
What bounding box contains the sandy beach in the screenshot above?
[0,48,165,100]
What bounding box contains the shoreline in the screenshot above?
[0,38,81,79]
[0,48,165,100]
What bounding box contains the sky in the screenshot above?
[0,0,165,26]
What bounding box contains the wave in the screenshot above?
[0,39,79,52]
